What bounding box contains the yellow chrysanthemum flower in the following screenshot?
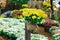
[43,2,51,7]
[29,11,33,14]
[41,19,45,23]
[12,10,19,13]
[32,16,36,19]
[42,14,48,18]
[37,14,41,17]
[22,4,28,7]
[19,8,47,19]
[22,12,30,17]
[18,15,23,19]
[38,16,41,19]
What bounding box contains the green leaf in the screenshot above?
[0,30,4,36]
[54,13,59,21]
[3,32,8,37]
[10,0,29,4]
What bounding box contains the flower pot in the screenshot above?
[44,26,51,33]
[26,21,43,34]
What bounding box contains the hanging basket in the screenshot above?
[26,21,44,34]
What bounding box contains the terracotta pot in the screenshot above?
[44,26,51,32]
[26,22,43,34]
[44,25,51,33]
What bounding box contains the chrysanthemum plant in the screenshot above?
[42,1,51,9]
[20,8,48,24]
[12,10,23,19]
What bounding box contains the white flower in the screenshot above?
[0,18,25,40]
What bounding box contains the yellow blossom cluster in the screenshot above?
[22,4,28,7]
[19,8,48,19]
[43,1,51,7]
[12,10,23,19]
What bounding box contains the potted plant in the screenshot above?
[43,19,59,32]
[11,10,23,19]
[43,19,54,32]
[19,8,48,33]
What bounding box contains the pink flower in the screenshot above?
[43,19,54,28]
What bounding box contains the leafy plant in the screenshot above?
[10,0,29,4]
[19,8,48,24]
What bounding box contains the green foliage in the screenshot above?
[54,13,59,21]
[0,30,17,40]
[58,1,60,5]
[25,14,43,24]
[10,0,29,4]
[52,12,59,21]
